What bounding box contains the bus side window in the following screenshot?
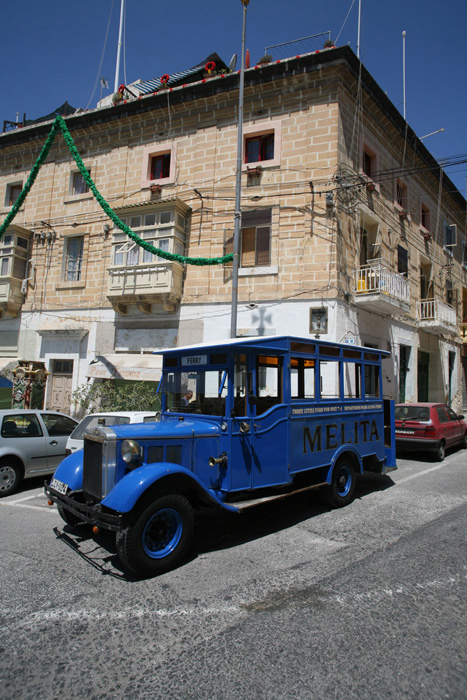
[291,358,315,399]
[344,362,362,399]
[364,364,380,398]
[320,360,340,399]
[233,355,248,416]
[256,355,282,415]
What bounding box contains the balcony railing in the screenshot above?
[354,263,410,310]
[417,299,457,330]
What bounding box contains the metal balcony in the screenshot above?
[107,260,184,313]
[417,299,457,334]
[354,263,410,314]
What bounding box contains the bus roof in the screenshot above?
[154,335,391,358]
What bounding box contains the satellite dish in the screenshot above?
[228,54,237,72]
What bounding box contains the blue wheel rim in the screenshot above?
[336,465,352,497]
[142,507,183,559]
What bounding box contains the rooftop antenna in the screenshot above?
[357,0,362,59]
[114,0,125,93]
[402,30,406,120]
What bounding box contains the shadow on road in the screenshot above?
[50,472,394,580]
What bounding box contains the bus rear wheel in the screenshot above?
[116,493,194,577]
[322,458,356,508]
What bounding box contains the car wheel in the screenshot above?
[116,493,195,577]
[322,457,356,508]
[462,432,467,449]
[57,504,84,528]
[436,441,446,462]
[0,461,21,497]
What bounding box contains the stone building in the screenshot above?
[0,45,466,413]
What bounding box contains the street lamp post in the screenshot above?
[230,0,250,339]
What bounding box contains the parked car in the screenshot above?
[65,411,160,455]
[0,410,78,496]
[395,402,467,461]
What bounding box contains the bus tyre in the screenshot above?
[116,494,194,577]
[57,504,84,528]
[322,458,356,508]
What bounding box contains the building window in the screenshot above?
[241,209,271,267]
[421,203,431,231]
[71,172,89,196]
[446,279,454,307]
[111,207,187,267]
[420,262,433,300]
[444,222,456,254]
[141,144,177,189]
[396,179,408,210]
[63,236,84,281]
[5,183,22,207]
[463,242,467,268]
[150,153,171,180]
[242,121,282,170]
[397,246,408,276]
[362,145,377,180]
[245,134,274,164]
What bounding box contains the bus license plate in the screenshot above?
[50,478,68,495]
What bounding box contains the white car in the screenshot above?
[66,411,159,455]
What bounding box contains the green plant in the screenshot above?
[72,380,161,419]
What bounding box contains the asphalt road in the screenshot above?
[0,449,466,700]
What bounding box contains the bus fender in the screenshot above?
[101,462,239,514]
[51,450,83,491]
[326,445,363,483]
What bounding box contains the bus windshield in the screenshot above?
[164,369,228,416]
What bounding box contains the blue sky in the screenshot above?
[1,0,466,194]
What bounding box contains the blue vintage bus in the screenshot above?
[46,336,396,576]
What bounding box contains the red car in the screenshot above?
[395,403,467,461]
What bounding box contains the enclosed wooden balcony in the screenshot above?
[417,299,457,334]
[354,263,410,314]
[107,260,184,314]
[0,226,32,318]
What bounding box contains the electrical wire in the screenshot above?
[86,0,115,110]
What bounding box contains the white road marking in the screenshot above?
[8,493,44,504]
[396,462,453,484]
[2,571,465,634]
[0,500,55,512]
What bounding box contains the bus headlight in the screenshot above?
[121,439,141,466]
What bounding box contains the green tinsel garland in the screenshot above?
[0,115,233,267]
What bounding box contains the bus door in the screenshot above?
[230,353,288,491]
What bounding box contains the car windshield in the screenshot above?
[163,369,228,416]
[70,415,131,439]
[395,406,430,421]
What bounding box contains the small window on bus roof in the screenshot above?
[290,342,315,354]
[210,353,227,364]
[165,357,178,367]
[319,345,340,357]
[343,349,361,359]
[364,352,379,361]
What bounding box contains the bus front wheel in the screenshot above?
[116,493,194,577]
[322,458,356,508]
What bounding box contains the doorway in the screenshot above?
[417,351,429,402]
[50,359,73,413]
